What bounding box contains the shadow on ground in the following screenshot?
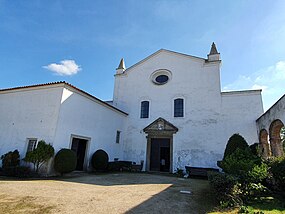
[0,172,217,213]
[58,172,217,213]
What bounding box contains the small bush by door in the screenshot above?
[91,149,109,171]
[54,149,77,175]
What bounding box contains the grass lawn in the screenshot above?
[210,194,285,214]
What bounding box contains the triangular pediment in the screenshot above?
[143,117,178,134]
[120,49,206,75]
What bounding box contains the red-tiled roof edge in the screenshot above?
[0,81,66,92]
[0,81,128,116]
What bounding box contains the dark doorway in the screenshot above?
[71,138,88,171]
[150,138,170,172]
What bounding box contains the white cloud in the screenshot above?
[223,61,285,111]
[43,60,81,76]
[251,84,268,91]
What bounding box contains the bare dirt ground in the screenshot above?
[0,173,216,214]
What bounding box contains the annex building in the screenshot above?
[1,43,279,174]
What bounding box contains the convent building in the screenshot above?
[2,43,278,174]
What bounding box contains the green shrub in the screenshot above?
[223,133,248,159]
[216,136,270,208]
[220,148,261,176]
[249,143,260,156]
[91,150,109,171]
[1,150,20,176]
[1,150,20,169]
[269,157,285,191]
[208,171,242,207]
[54,149,77,174]
[248,163,268,182]
[14,166,33,178]
[24,140,54,173]
[0,150,34,177]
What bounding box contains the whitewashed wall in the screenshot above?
[221,91,264,145]
[0,84,127,173]
[52,86,127,172]
[0,86,63,165]
[113,50,264,171]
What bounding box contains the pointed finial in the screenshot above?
[209,42,218,55]
[117,58,125,70]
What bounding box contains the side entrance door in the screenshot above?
[71,138,88,171]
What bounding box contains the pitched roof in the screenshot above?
[0,81,128,116]
[117,49,206,75]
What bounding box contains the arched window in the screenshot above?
[174,98,184,117]
[140,101,149,118]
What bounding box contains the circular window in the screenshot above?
[155,75,169,84]
[151,69,172,85]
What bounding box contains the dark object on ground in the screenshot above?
[108,161,132,171]
[131,161,144,172]
[91,150,109,171]
[185,166,219,178]
[0,165,34,178]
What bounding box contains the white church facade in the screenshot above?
[0,43,264,174]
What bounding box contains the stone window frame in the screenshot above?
[116,130,121,144]
[150,69,172,86]
[26,138,37,153]
[140,100,150,119]
[172,96,185,118]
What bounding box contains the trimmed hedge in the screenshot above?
[91,150,109,171]
[0,150,20,176]
[223,133,248,159]
[54,149,77,174]
[0,150,34,177]
[1,150,20,169]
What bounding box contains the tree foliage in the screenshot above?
[24,140,54,173]
[1,150,20,169]
[220,148,261,176]
[223,133,248,159]
[269,156,285,191]
[211,133,270,209]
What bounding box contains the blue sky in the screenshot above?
[0,0,285,110]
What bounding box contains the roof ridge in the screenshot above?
[0,81,128,116]
[0,81,66,92]
[119,49,206,74]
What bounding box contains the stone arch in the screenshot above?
[269,119,284,157]
[259,129,270,158]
